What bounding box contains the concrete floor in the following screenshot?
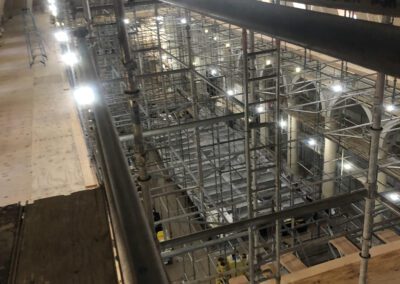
[0,12,96,206]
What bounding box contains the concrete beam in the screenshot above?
[161,0,400,77]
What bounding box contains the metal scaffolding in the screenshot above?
[52,0,400,283]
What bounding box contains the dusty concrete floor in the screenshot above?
[0,12,96,206]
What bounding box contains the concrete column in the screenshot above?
[287,98,299,175]
[322,119,338,198]
[322,138,338,198]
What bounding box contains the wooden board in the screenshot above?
[260,254,306,280]
[280,253,307,273]
[229,275,249,284]
[375,229,400,243]
[261,262,277,278]
[263,240,400,284]
[0,204,21,283]
[13,189,118,284]
[329,236,359,256]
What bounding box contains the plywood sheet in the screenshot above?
[14,189,117,284]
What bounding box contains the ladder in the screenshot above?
[22,8,47,67]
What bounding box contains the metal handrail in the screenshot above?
[74,27,169,284]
